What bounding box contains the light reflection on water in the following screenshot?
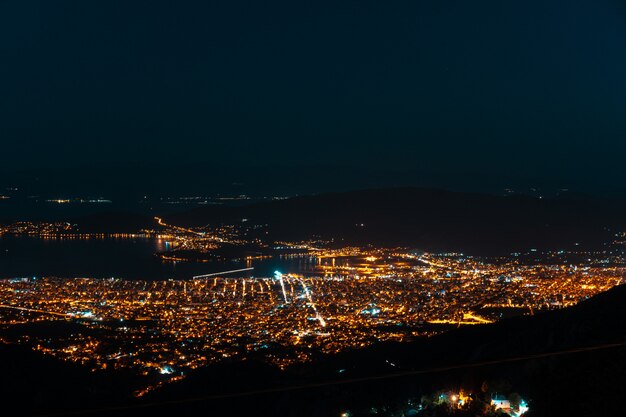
[0,236,341,280]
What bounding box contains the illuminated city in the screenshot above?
[3,1,626,415]
[0,232,623,398]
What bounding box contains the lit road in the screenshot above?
[192,267,255,279]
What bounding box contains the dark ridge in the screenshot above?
[0,342,140,416]
[69,211,154,233]
[166,187,626,254]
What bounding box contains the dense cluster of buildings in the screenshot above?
[0,221,76,236]
[0,247,622,395]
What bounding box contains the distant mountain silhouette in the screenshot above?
[167,188,626,254]
[71,211,155,233]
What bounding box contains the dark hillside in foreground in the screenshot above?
[140,284,626,417]
[167,188,626,254]
[0,342,140,416]
[2,284,625,416]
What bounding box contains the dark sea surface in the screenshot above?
[0,236,320,280]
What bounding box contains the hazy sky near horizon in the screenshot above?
[1,0,626,187]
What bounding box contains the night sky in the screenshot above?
[1,0,626,190]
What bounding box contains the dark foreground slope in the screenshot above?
[0,342,141,416]
[167,188,626,254]
[138,285,626,417]
[3,285,625,417]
